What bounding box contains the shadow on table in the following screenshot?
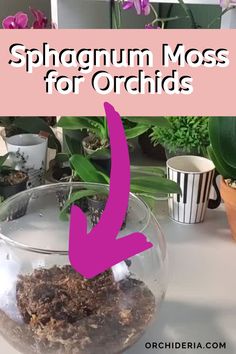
[159,207,233,245]
[127,300,235,354]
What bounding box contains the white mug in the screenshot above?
[6,134,48,188]
[167,156,220,224]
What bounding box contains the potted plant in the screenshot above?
[0,153,29,220]
[0,117,61,152]
[0,153,28,200]
[208,116,236,240]
[58,116,171,173]
[150,116,210,159]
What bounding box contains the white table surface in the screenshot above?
[127,203,236,354]
[0,202,235,354]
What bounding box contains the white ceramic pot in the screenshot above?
[6,134,48,188]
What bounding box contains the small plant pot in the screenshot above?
[220,178,236,241]
[88,195,127,229]
[5,134,48,188]
[0,171,28,199]
[0,170,29,220]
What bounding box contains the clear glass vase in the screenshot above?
[0,182,167,354]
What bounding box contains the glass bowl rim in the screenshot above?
[0,181,153,256]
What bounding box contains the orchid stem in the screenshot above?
[150,4,159,20]
[208,6,236,28]
[177,0,197,28]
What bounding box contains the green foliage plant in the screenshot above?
[150,116,210,156]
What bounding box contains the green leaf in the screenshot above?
[207,145,236,180]
[131,165,165,177]
[125,125,149,139]
[70,154,107,184]
[87,147,111,159]
[125,117,171,128]
[209,117,236,169]
[55,153,69,164]
[151,116,209,153]
[58,117,104,136]
[64,134,82,155]
[131,176,181,195]
[0,153,9,169]
[96,171,110,184]
[58,116,93,130]
[177,0,197,28]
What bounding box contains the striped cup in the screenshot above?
[167,156,220,224]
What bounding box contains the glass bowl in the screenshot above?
[0,183,167,354]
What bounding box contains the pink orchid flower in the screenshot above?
[123,0,151,15]
[2,8,49,29]
[2,12,28,29]
[31,7,48,29]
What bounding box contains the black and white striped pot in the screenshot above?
[167,156,221,224]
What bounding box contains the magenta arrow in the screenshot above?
[69,102,153,279]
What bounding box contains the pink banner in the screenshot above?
[0,29,234,116]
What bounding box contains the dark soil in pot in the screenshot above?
[0,170,29,220]
[138,131,166,161]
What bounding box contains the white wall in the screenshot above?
[0,0,51,26]
[55,0,111,28]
